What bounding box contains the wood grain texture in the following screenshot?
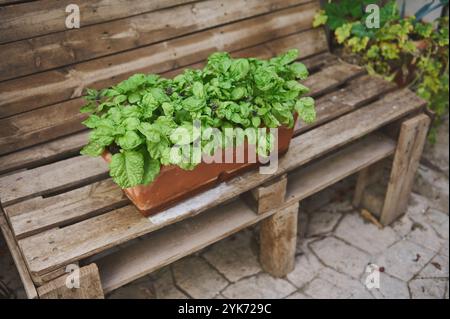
[37,263,104,299]
[302,62,364,97]
[286,134,396,201]
[97,133,395,292]
[0,156,109,206]
[17,89,426,276]
[6,179,128,239]
[250,175,287,215]
[0,0,34,5]
[0,0,194,43]
[0,211,37,299]
[260,202,298,277]
[0,98,86,155]
[380,114,431,225]
[0,3,321,119]
[0,131,88,175]
[98,198,262,293]
[295,74,398,134]
[0,0,310,80]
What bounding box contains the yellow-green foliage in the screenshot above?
[313,1,449,142]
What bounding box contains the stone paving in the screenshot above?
[0,118,448,299]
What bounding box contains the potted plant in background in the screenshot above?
[79,50,315,216]
[313,0,449,142]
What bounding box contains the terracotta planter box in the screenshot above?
[103,122,296,217]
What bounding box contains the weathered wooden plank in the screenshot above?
[380,114,431,225]
[0,0,310,80]
[260,202,298,277]
[0,156,109,206]
[98,198,262,293]
[286,134,396,201]
[0,0,194,44]
[0,98,86,155]
[37,264,104,299]
[99,133,394,292]
[303,62,364,96]
[248,175,287,215]
[162,29,331,79]
[0,211,38,299]
[31,265,73,287]
[18,89,426,276]
[5,179,128,239]
[0,3,320,118]
[0,131,88,175]
[0,0,33,5]
[295,74,397,134]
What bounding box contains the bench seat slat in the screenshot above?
[17,88,426,276]
[0,131,89,175]
[295,74,397,133]
[0,156,109,207]
[7,180,129,239]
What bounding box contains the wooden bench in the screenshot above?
[0,0,430,299]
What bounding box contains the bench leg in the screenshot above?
[0,210,38,299]
[380,114,431,225]
[260,202,299,277]
[37,263,104,299]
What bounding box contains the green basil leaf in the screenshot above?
[80,142,104,157]
[128,92,141,104]
[116,131,143,150]
[109,151,144,188]
[192,82,204,99]
[295,97,316,124]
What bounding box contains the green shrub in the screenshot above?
[314,1,449,142]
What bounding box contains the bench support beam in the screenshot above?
[380,114,430,225]
[250,174,287,215]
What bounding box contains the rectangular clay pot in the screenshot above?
[103,121,296,217]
